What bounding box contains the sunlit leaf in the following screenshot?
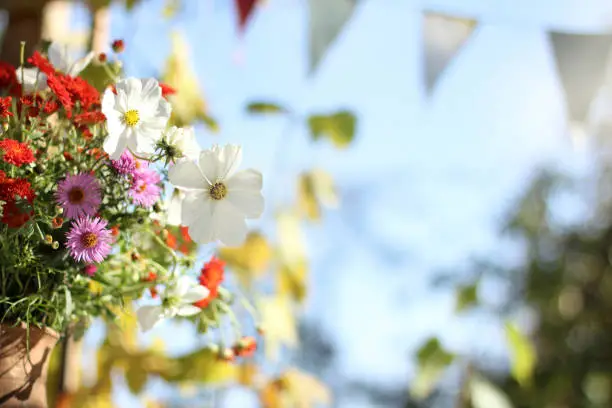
[277,212,309,303]
[158,347,237,383]
[219,231,272,285]
[411,337,455,400]
[298,169,339,221]
[246,101,288,114]
[162,0,180,18]
[504,322,536,387]
[470,374,514,408]
[162,31,217,131]
[125,361,148,394]
[260,369,332,408]
[258,296,299,361]
[455,283,478,312]
[307,110,356,148]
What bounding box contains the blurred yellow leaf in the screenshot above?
[162,31,218,131]
[125,359,148,394]
[158,347,237,384]
[258,296,298,361]
[238,363,259,387]
[298,169,339,221]
[260,369,331,408]
[411,337,455,400]
[504,322,536,387]
[219,231,272,284]
[277,212,309,302]
[162,0,180,18]
[307,110,356,148]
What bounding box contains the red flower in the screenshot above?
[194,256,225,309]
[62,151,73,161]
[142,271,158,298]
[74,111,105,125]
[27,51,55,76]
[18,95,41,118]
[179,225,191,242]
[42,99,59,114]
[233,336,257,358]
[47,73,73,113]
[52,217,64,228]
[111,39,125,53]
[98,52,107,63]
[0,176,35,228]
[110,225,120,236]
[0,62,21,95]
[160,83,176,98]
[0,139,35,167]
[65,76,100,110]
[0,97,12,118]
[166,231,178,249]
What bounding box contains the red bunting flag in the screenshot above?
[235,0,258,32]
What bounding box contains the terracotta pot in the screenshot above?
[0,323,59,408]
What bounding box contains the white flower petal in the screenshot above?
[171,276,193,298]
[103,127,129,160]
[197,148,222,184]
[176,305,202,317]
[67,51,95,76]
[166,189,185,226]
[226,190,264,219]
[136,305,164,332]
[169,159,206,190]
[48,42,70,72]
[213,201,248,246]
[180,127,201,159]
[181,193,214,243]
[226,169,263,192]
[181,285,210,304]
[16,67,47,93]
[215,144,242,180]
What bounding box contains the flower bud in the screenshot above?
[111,39,125,53]
[44,234,53,245]
[52,241,59,250]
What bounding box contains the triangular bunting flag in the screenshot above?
[308,0,356,74]
[235,0,258,32]
[422,12,477,95]
[549,32,612,124]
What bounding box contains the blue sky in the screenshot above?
[71,0,612,406]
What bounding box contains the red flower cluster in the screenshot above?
[111,39,125,53]
[0,62,21,95]
[0,139,35,167]
[74,111,106,126]
[0,97,12,118]
[194,256,225,309]
[0,170,35,228]
[26,52,100,117]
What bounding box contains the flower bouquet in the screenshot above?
[0,41,263,407]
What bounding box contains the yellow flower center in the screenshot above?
[209,182,227,200]
[123,109,140,127]
[81,232,98,248]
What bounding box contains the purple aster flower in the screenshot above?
[130,167,161,208]
[66,216,112,263]
[110,150,137,176]
[55,173,101,219]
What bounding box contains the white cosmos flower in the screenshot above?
[101,77,171,160]
[168,144,264,246]
[136,276,209,332]
[163,126,200,161]
[16,41,94,94]
[48,41,95,76]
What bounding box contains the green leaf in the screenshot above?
[504,322,536,387]
[470,374,514,408]
[411,337,455,400]
[125,362,148,394]
[307,110,356,148]
[455,283,478,312]
[246,101,288,114]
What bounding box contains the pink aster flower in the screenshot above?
[55,173,101,219]
[110,150,136,176]
[66,216,112,263]
[130,166,161,208]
